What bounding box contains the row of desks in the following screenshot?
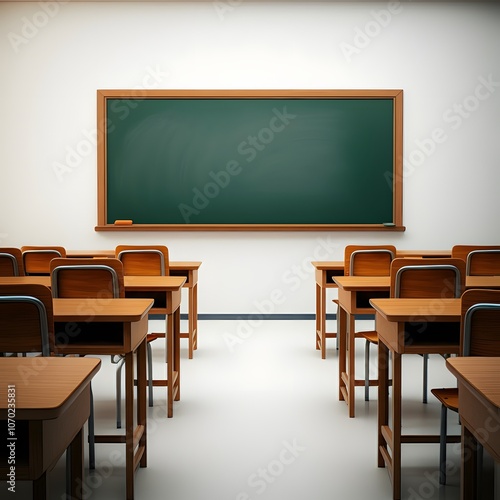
[335,274,500,418]
[0,255,202,500]
[0,297,154,500]
[312,250,453,359]
[67,254,201,360]
[313,253,500,500]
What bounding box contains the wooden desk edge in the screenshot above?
[67,250,202,268]
[446,357,500,408]
[53,298,154,322]
[370,298,460,322]
[0,357,101,419]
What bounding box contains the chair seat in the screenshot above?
[359,330,378,344]
[431,388,458,412]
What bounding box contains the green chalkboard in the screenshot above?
[97,90,403,231]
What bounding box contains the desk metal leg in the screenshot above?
[315,281,337,359]
[179,275,199,359]
[461,425,480,500]
[137,339,147,469]
[166,307,181,417]
[378,343,402,500]
[338,305,347,402]
[68,427,84,500]
[174,307,181,401]
[315,283,325,357]
[377,341,389,468]
[123,341,147,500]
[33,472,47,500]
[347,312,356,418]
[125,351,135,500]
[391,352,402,500]
[187,283,198,359]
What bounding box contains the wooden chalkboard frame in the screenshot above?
[96,89,404,232]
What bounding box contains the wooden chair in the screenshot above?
[49,257,125,469]
[431,288,500,485]
[389,258,466,404]
[451,244,500,275]
[344,245,396,277]
[21,245,66,275]
[466,249,500,276]
[115,245,169,425]
[0,283,61,495]
[0,283,54,356]
[340,245,396,401]
[0,247,24,276]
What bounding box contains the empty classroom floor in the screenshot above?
[12,318,496,500]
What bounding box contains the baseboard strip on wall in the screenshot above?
[149,313,375,321]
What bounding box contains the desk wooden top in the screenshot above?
[447,357,500,409]
[369,298,460,322]
[396,249,451,257]
[0,276,50,286]
[312,251,451,271]
[333,276,390,290]
[170,261,202,270]
[466,276,500,288]
[331,276,500,292]
[311,261,344,270]
[0,357,101,419]
[0,275,186,291]
[53,298,154,322]
[124,275,186,291]
[66,250,202,269]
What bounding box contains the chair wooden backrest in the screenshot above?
[460,289,500,356]
[0,247,24,276]
[0,283,54,355]
[115,245,169,312]
[390,258,466,298]
[451,245,500,275]
[115,245,169,276]
[466,250,500,276]
[49,258,124,299]
[344,245,396,276]
[21,245,67,275]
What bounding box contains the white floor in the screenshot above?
[11,319,495,500]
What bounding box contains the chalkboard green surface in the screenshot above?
[97,90,404,231]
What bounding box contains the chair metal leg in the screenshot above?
[115,356,125,429]
[88,384,95,470]
[423,354,428,404]
[439,403,448,485]
[364,340,370,401]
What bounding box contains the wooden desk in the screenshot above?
[123,276,186,418]
[312,261,344,359]
[169,262,200,359]
[53,297,153,500]
[370,297,461,500]
[0,275,186,419]
[66,251,201,359]
[446,357,500,500]
[333,276,390,417]
[0,357,101,500]
[311,251,451,358]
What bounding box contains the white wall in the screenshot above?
[1,1,499,315]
